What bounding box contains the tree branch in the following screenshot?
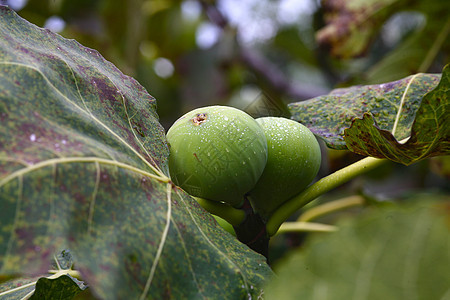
[200,1,329,101]
[238,47,329,100]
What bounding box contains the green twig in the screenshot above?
[418,18,450,73]
[195,197,246,226]
[266,157,387,236]
[298,195,365,223]
[277,222,337,234]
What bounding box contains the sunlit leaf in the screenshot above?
[0,6,272,299]
[289,72,440,149]
[30,275,86,300]
[344,64,449,165]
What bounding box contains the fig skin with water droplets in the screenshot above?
[166,106,268,207]
[247,117,321,219]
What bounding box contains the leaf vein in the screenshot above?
[170,217,207,298]
[174,189,253,295]
[392,74,420,137]
[0,157,168,189]
[139,183,172,300]
[0,61,165,178]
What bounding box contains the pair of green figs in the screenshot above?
[166,106,321,220]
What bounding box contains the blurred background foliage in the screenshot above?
[4,0,449,264]
[7,0,449,127]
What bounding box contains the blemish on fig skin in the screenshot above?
[192,113,207,126]
[193,152,200,162]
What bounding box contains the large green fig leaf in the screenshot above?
[0,6,271,299]
[343,65,449,165]
[289,72,441,149]
[265,199,450,300]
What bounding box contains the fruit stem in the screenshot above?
[195,197,246,226]
[276,221,337,234]
[297,195,365,223]
[266,156,387,236]
[232,197,269,260]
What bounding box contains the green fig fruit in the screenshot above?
[167,106,268,207]
[213,215,236,236]
[247,117,321,219]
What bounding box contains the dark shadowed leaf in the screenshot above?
[30,275,86,300]
[0,6,272,299]
[344,65,449,165]
[289,72,441,149]
[0,250,84,299]
[0,273,86,300]
[265,200,450,300]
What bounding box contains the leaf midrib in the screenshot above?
[0,156,168,188]
[391,73,420,138]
